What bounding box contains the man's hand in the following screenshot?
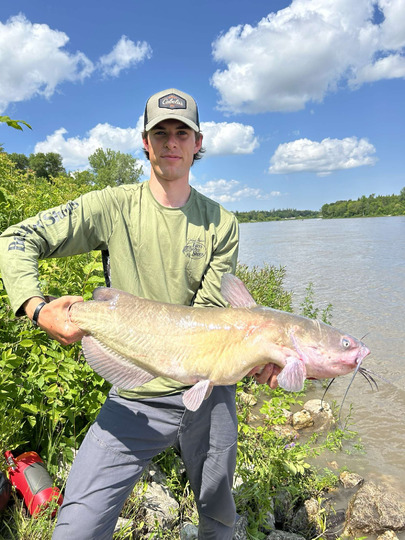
[24,296,86,346]
[248,363,281,389]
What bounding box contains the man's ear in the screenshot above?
[194,133,203,153]
[142,136,149,152]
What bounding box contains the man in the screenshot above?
[0,88,279,539]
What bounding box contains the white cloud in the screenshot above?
[0,14,94,112]
[200,121,259,155]
[269,136,377,176]
[34,115,145,170]
[98,35,152,77]
[211,0,405,114]
[0,15,153,112]
[193,178,278,204]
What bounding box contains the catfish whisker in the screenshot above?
[338,359,363,427]
[320,378,335,410]
[358,367,379,391]
[359,367,392,386]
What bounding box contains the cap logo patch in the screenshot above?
[159,93,186,110]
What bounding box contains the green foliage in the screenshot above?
[321,188,405,218]
[88,147,143,187]
[0,152,94,231]
[236,263,293,311]
[300,282,333,324]
[0,116,32,131]
[7,152,29,171]
[28,152,66,180]
[235,208,319,223]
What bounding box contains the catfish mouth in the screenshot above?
[355,344,370,365]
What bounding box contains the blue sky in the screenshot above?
[1,0,404,212]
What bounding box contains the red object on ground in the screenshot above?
[4,451,63,517]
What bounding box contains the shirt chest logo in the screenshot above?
[182,239,206,259]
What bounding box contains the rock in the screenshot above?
[180,522,199,539]
[274,489,294,526]
[114,516,132,535]
[376,531,399,540]
[292,409,314,430]
[233,514,249,540]
[339,471,364,489]
[328,460,339,470]
[344,481,405,536]
[290,498,322,537]
[271,424,300,442]
[303,399,335,431]
[282,409,294,425]
[238,391,258,407]
[266,531,306,540]
[144,481,179,529]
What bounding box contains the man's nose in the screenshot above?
[165,133,177,148]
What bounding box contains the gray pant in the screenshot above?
[53,385,238,540]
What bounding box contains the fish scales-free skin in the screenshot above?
[69,274,370,411]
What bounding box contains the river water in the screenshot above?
[238,216,405,512]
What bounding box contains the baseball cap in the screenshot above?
[144,88,200,132]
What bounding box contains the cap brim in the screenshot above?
[145,114,199,133]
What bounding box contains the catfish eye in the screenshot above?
[342,338,351,349]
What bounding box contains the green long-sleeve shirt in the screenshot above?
[0,181,239,398]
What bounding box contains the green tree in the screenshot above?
[8,152,29,172]
[88,148,143,188]
[28,152,66,180]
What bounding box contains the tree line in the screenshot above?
[321,189,405,218]
[235,189,405,222]
[234,208,319,223]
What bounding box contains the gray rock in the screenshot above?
[266,531,306,540]
[344,481,405,535]
[114,516,133,535]
[180,522,199,539]
[291,498,321,537]
[339,470,364,489]
[144,481,179,529]
[233,514,249,540]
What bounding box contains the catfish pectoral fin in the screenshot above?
[82,335,156,389]
[182,379,212,411]
[277,357,306,392]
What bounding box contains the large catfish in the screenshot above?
[69,274,370,411]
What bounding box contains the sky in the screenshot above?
[1,0,404,212]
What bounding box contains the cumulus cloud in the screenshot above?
[0,14,94,111]
[98,35,152,77]
[269,136,377,176]
[0,15,152,112]
[200,121,259,155]
[193,179,279,204]
[211,0,405,114]
[35,115,145,170]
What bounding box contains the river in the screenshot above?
[238,216,405,518]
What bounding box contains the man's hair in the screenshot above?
[142,130,205,166]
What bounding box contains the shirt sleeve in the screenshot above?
[0,188,115,315]
[192,214,239,308]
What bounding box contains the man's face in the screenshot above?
[143,120,203,182]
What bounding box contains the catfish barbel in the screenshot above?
[69,274,370,411]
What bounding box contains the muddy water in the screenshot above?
[238,216,405,532]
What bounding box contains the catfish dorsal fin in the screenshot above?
[221,274,257,308]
